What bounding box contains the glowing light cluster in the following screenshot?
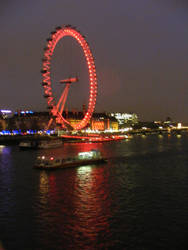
[0,110,12,114]
[60,134,127,142]
[41,25,97,130]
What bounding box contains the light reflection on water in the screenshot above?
[0,145,11,157]
[72,166,111,248]
[36,159,112,249]
[39,171,49,207]
[0,146,13,197]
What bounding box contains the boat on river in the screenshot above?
[19,139,63,150]
[19,141,38,149]
[37,139,63,149]
[34,149,107,169]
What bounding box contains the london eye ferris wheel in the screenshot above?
[41,25,97,130]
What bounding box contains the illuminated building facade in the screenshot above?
[0,110,12,131]
[91,120,105,131]
[91,113,118,131]
[0,118,6,130]
[56,112,118,131]
[0,110,118,132]
[10,111,50,131]
[109,112,138,127]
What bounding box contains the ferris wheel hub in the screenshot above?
[60,77,79,84]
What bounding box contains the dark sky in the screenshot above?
[0,0,188,122]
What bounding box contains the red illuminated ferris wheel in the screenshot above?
[41,25,97,130]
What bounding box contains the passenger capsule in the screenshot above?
[41,69,48,74]
[47,106,53,110]
[51,31,56,35]
[42,58,48,62]
[43,94,51,98]
[42,82,48,86]
[55,26,62,30]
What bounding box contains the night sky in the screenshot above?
[0,0,188,122]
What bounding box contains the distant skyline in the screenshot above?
[0,0,188,122]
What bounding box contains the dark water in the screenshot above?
[1,133,188,250]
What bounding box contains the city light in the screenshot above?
[177,123,182,129]
[0,110,12,114]
[110,112,138,125]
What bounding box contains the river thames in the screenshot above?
[0,133,188,250]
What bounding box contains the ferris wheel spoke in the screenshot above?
[47,117,53,130]
[56,84,69,113]
[57,111,72,127]
[59,84,70,115]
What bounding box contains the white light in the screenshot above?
[0,145,5,153]
[177,123,182,129]
[0,110,12,114]
[142,127,147,130]
[78,151,94,159]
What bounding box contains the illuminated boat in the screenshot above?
[34,149,107,169]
